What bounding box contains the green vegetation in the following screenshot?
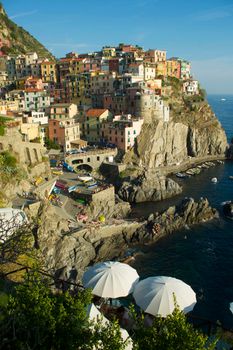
[132,305,217,350]
[0,150,17,168]
[0,116,12,136]
[0,5,53,58]
[0,270,218,350]
[0,150,27,185]
[44,137,61,150]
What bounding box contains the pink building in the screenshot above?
[101,114,143,152]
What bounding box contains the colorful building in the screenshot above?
[49,103,77,120]
[166,59,181,79]
[101,114,143,152]
[145,49,166,63]
[80,108,112,142]
[41,61,57,83]
[24,89,50,112]
[48,118,80,152]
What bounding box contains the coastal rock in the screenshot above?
[36,198,217,283]
[118,172,182,203]
[222,201,233,218]
[124,102,228,170]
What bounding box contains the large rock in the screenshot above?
[118,172,182,203]
[124,102,228,169]
[36,198,217,284]
[222,201,233,218]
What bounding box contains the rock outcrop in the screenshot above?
[118,172,182,203]
[222,201,233,219]
[36,198,218,283]
[124,101,228,170]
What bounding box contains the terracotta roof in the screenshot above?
[25,88,44,92]
[41,61,56,65]
[70,139,87,146]
[86,109,108,117]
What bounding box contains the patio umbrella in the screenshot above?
[230,302,233,314]
[86,303,109,325]
[120,328,133,350]
[87,304,133,349]
[133,276,196,317]
[82,261,139,298]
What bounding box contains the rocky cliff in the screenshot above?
[35,197,218,283]
[0,4,53,58]
[124,96,228,170]
[118,171,182,203]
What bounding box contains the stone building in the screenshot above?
[0,123,46,166]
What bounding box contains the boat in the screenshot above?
[211,177,218,183]
[229,176,233,180]
[221,98,226,101]
[175,172,187,178]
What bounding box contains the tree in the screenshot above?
[131,304,217,350]
[44,137,60,150]
[0,271,128,350]
[1,271,93,349]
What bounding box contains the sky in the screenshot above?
[2,0,233,94]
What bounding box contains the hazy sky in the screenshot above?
[3,0,233,94]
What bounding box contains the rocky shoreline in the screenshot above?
[35,197,218,283]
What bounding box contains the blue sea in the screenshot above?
[131,94,233,329]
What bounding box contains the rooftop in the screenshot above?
[86,108,108,117]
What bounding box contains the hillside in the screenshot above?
[0,3,53,58]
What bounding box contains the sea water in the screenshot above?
[131,94,233,329]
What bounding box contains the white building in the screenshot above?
[31,111,48,125]
[24,89,51,112]
[183,80,199,95]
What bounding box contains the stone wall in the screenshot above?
[0,126,46,166]
[66,148,117,170]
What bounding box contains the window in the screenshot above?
[97,156,100,161]
[54,129,57,134]
[53,121,56,126]
[134,130,136,134]
[87,157,90,162]
[128,131,130,135]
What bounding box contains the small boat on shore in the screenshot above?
[211,177,218,183]
[176,172,187,178]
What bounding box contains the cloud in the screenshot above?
[9,10,38,19]
[194,7,233,21]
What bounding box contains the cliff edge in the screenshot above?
[124,83,228,170]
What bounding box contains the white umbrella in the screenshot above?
[86,303,109,325]
[230,302,233,314]
[133,276,196,317]
[82,261,139,298]
[87,304,133,349]
[120,328,133,350]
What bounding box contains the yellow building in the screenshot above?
[166,59,180,79]
[102,47,116,58]
[41,61,57,83]
[0,100,20,115]
[156,61,167,77]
